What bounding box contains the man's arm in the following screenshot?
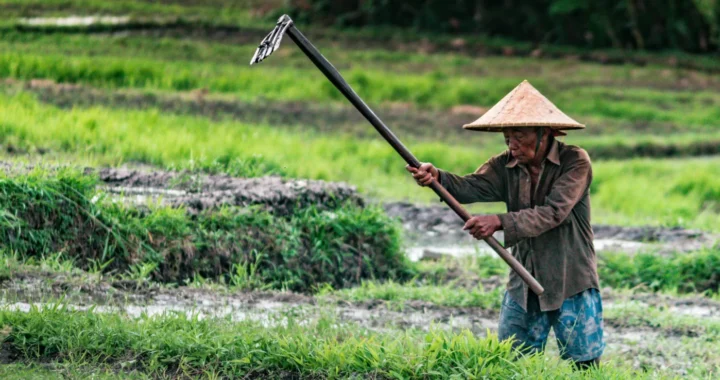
[498,149,591,247]
[436,155,506,204]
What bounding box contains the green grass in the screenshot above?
[0,305,650,379]
[0,363,144,380]
[599,249,720,294]
[0,30,718,134]
[324,281,504,310]
[2,92,720,230]
[1,45,718,132]
[1,29,719,164]
[0,168,411,291]
[324,247,720,309]
[2,0,720,73]
[601,302,720,378]
[605,301,720,336]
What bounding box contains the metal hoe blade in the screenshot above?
[250,15,294,65]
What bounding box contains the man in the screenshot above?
[407,81,603,369]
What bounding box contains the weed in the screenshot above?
[327,280,503,309]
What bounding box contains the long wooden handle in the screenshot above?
[286,25,544,296]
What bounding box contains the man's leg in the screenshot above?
[551,288,605,368]
[498,292,550,356]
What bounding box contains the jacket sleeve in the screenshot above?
[498,149,592,247]
[437,155,506,204]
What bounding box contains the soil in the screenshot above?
[93,166,363,215]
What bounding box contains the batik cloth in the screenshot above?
[498,288,605,361]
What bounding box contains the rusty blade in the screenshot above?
[250,15,294,65]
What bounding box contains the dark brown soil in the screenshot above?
[93,166,363,215]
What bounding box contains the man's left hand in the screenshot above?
[463,215,502,240]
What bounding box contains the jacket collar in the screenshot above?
[505,138,561,168]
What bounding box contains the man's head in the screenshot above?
[503,127,552,165]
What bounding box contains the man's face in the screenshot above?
[503,127,540,164]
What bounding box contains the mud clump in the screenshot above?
[592,225,705,243]
[95,167,363,216]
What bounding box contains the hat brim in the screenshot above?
[462,123,585,136]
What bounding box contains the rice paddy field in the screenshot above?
[0,1,719,379]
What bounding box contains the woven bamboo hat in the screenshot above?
[463,80,584,135]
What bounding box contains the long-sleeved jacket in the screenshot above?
[438,139,599,311]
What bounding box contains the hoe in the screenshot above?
[251,15,544,295]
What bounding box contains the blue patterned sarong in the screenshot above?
[498,288,605,361]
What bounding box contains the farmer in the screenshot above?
[407,80,603,369]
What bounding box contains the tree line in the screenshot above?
[286,0,720,53]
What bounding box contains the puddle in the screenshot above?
[407,238,650,262]
[19,16,132,27]
[101,186,188,205]
[671,305,719,318]
[2,299,294,327]
[407,244,491,261]
[593,239,648,252]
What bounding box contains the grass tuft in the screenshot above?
[0,306,646,378]
[0,169,411,291]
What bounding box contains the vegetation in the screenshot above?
[2,92,719,230]
[328,246,720,309]
[289,0,720,53]
[325,281,504,310]
[0,305,648,379]
[0,169,411,291]
[0,2,718,377]
[0,32,718,132]
[599,248,720,293]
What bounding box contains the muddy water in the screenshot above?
[406,239,650,262]
[19,16,132,27]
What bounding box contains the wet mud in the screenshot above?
[94,166,363,215]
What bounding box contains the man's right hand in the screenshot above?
[406,163,439,187]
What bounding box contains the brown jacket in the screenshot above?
[438,139,599,311]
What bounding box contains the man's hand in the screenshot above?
[406,162,439,187]
[463,215,502,240]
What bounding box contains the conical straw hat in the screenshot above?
[463,80,584,134]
